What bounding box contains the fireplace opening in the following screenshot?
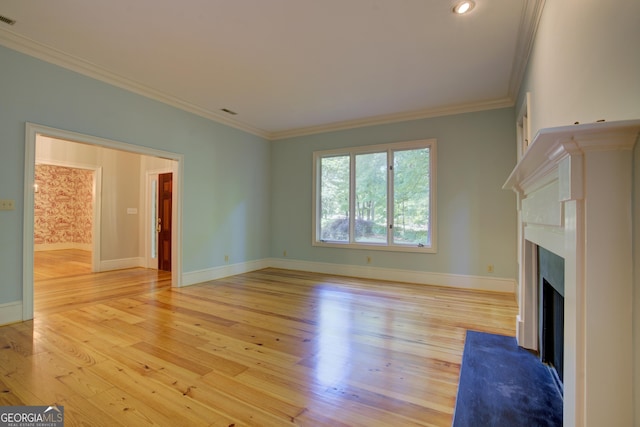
[542,279,564,382]
[537,246,565,387]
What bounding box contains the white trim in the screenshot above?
[507,1,546,102]
[182,259,272,287]
[0,301,23,326]
[271,98,514,140]
[23,126,36,320]
[267,258,515,294]
[516,92,532,161]
[24,122,184,320]
[100,257,146,272]
[145,172,159,269]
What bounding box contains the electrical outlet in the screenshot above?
[487,264,494,273]
[224,255,229,263]
[0,199,15,210]
[366,256,372,264]
[283,250,287,257]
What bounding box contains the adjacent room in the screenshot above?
[32,135,177,315]
[0,1,638,426]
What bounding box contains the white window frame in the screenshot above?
[312,138,437,253]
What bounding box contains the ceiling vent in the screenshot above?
[0,15,16,25]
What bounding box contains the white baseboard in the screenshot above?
[100,257,145,272]
[180,258,515,294]
[267,258,516,293]
[181,259,271,287]
[0,301,23,326]
[35,243,92,251]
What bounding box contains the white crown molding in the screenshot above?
[0,28,271,139]
[508,0,546,101]
[1,14,532,142]
[270,97,515,140]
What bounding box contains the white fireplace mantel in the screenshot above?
[503,119,640,427]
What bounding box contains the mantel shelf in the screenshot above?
[503,119,640,193]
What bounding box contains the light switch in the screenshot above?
[127,208,138,215]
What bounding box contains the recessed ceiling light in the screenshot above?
[453,1,475,15]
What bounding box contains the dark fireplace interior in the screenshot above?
[538,247,565,385]
[542,279,564,382]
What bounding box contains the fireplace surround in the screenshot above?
[503,119,640,426]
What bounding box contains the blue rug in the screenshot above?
[452,331,562,427]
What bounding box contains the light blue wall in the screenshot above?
[271,108,518,279]
[0,41,519,311]
[0,45,271,305]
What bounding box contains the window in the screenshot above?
[313,139,436,252]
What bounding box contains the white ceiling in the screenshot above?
[0,0,543,139]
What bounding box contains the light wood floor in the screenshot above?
[34,250,171,315]
[2,256,517,426]
[34,249,94,281]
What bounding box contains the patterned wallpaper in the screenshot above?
[34,164,94,247]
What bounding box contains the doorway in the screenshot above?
[23,123,183,320]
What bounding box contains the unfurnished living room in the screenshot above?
[0,1,639,426]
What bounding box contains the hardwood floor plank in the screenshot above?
[60,393,127,427]
[1,259,519,425]
[90,359,235,427]
[201,370,307,422]
[85,387,178,426]
[0,377,26,406]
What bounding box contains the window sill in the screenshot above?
[313,240,436,254]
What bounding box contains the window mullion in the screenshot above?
[387,150,394,245]
[348,153,356,243]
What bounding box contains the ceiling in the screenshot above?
[0,1,543,139]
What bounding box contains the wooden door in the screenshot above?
[157,173,172,272]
